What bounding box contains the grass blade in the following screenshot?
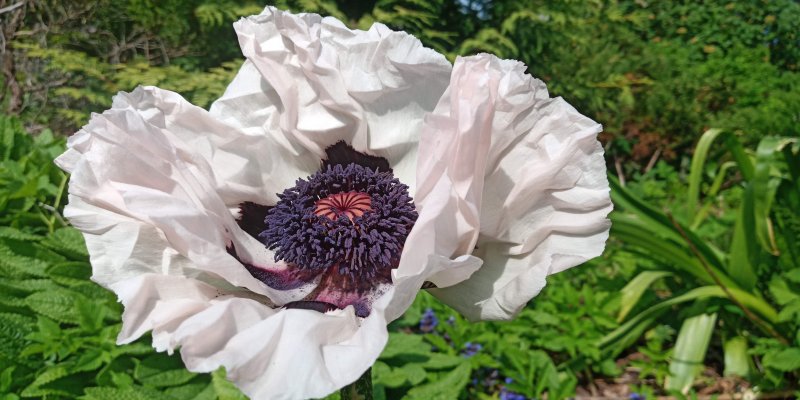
[687,129,724,218]
[618,271,672,322]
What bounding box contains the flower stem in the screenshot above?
[339,367,373,400]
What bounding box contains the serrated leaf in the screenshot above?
[73,348,109,373]
[399,363,426,385]
[769,278,799,305]
[81,386,170,400]
[211,369,247,400]
[47,261,92,286]
[0,227,42,242]
[20,365,70,397]
[25,289,85,324]
[380,333,431,359]
[165,380,215,400]
[41,228,88,260]
[0,243,49,279]
[763,347,800,371]
[0,313,34,356]
[405,362,471,400]
[134,354,195,388]
[373,362,407,388]
[421,353,464,370]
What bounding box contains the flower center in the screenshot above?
[314,191,372,221]
[259,163,417,282]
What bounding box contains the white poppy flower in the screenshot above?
[55,6,611,400]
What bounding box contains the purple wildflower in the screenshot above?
[462,342,483,357]
[419,308,439,333]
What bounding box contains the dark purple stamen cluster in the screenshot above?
[260,163,417,283]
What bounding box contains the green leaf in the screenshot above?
[752,137,797,255]
[405,362,471,400]
[421,353,464,370]
[723,336,750,377]
[601,286,778,350]
[0,366,14,392]
[25,289,85,324]
[134,354,196,388]
[73,348,109,373]
[41,227,88,260]
[618,271,672,321]
[727,189,759,291]
[81,386,169,400]
[211,369,247,400]
[687,129,725,218]
[380,333,431,359]
[763,347,800,372]
[768,277,799,305]
[20,365,71,397]
[0,313,34,362]
[666,313,717,394]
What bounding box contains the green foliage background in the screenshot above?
[1,0,799,399]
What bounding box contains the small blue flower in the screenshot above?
[461,342,483,357]
[500,387,527,400]
[419,308,439,333]
[629,393,645,400]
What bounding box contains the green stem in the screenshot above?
[339,367,373,400]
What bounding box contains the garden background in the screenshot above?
[1,0,799,398]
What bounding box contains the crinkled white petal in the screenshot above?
[425,54,612,321]
[233,6,452,194]
[110,273,389,400]
[56,86,317,304]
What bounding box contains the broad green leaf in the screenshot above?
[405,362,471,400]
[373,362,407,388]
[20,365,71,397]
[73,348,109,373]
[25,289,85,324]
[81,386,168,400]
[380,333,431,359]
[134,354,196,388]
[0,313,34,362]
[768,277,799,305]
[763,348,800,372]
[618,271,672,321]
[41,227,89,260]
[421,353,464,370]
[666,313,717,394]
[165,381,216,400]
[211,369,247,400]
